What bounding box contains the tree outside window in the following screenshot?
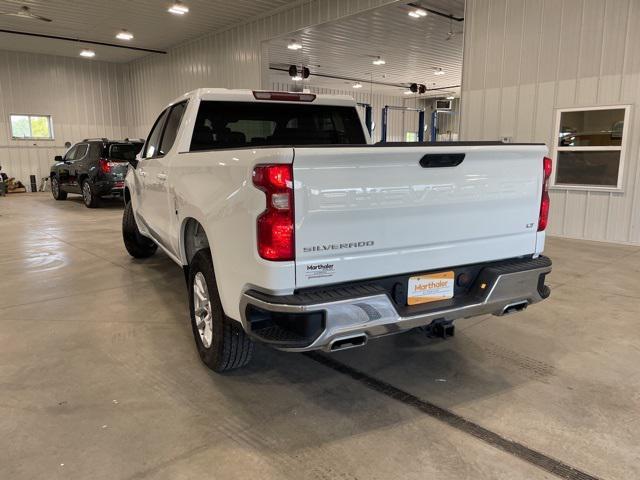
[10,114,53,140]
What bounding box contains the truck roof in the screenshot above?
[165,88,358,110]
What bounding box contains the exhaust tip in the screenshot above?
[501,302,528,316]
[330,335,367,352]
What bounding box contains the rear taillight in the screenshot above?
[538,156,552,231]
[99,158,111,174]
[252,164,294,261]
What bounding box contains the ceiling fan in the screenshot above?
[0,5,52,22]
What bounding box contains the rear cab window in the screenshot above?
[189,101,366,151]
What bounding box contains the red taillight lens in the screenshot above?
[253,164,294,261]
[538,156,552,231]
[99,158,111,174]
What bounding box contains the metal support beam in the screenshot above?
[357,103,373,136]
[431,110,438,142]
[433,108,455,142]
[418,110,426,142]
[0,29,167,54]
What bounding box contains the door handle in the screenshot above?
[157,173,168,181]
[139,169,147,177]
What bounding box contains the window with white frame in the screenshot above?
[552,105,630,190]
[10,114,54,140]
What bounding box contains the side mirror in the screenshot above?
[54,155,63,162]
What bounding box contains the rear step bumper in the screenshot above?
[240,256,552,352]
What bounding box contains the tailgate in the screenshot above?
[293,144,546,288]
[106,160,128,183]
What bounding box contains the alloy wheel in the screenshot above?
[193,272,214,348]
[82,181,91,205]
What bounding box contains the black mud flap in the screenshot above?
[182,265,189,286]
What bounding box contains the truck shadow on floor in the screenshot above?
[185,332,556,458]
[135,282,558,455]
[99,241,562,460]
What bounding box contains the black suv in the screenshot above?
[50,138,143,208]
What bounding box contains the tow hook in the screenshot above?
[422,318,455,339]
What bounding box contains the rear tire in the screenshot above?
[122,201,157,258]
[81,178,100,208]
[51,177,67,200]
[189,248,253,372]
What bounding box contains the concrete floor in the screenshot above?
[1,193,639,480]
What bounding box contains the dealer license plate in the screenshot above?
[407,271,454,305]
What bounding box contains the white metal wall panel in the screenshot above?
[461,0,640,244]
[125,0,398,137]
[1,1,397,186]
[0,50,129,186]
[267,4,464,95]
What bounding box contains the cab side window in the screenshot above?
[143,109,169,159]
[89,142,102,159]
[159,102,188,156]
[63,145,77,161]
[74,144,89,160]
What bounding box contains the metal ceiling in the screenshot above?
[267,1,465,97]
[0,0,299,62]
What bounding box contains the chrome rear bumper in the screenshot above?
[240,256,551,352]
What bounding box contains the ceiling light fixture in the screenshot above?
[446,96,455,100]
[404,91,413,95]
[433,67,445,75]
[352,82,363,89]
[287,40,302,50]
[116,29,133,40]
[408,8,427,18]
[372,56,386,65]
[79,49,95,58]
[168,1,189,15]
[291,75,303,81]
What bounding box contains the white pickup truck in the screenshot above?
[122,88,552,372]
